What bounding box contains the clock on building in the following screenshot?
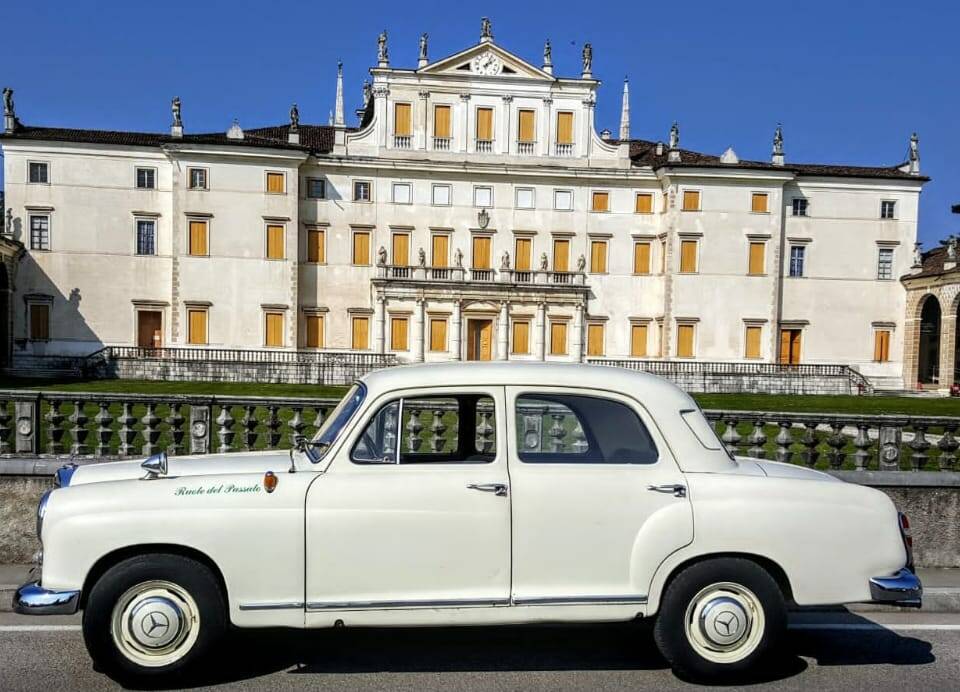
[470,52,502,76]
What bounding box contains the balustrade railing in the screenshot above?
[517,141,535,155]
[471,269,494,282]
[433,137,451,151]
[393,135,411,149]
[378,265,587,288]
[476,139,493,154]
[555,143,574,156]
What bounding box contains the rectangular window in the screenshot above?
[188,168,207,190]
[429,318,447,352]
[433,104,451,138]
[188,220,208,256]
[590,240,608,273]
[306,178,326,199]
[431,234,449,268]
[515,187,535,209]
[554,189,573,210]
[352,231,371,265]
[679,239,698,273]
[881,200,897,219]
[512,320,530,354]
[553,238,570,272]
[630,324,648,357]
[474,186,493,208]
[751,192,769,213]
[352,316,369,350]
[136,219,156,255]
[556,112,574,144]
[432,183,451,206]
[353,180,371,202]
[792,198,808,216]
[392,182,412,204]
[748,241,766,275]
[265,312,284,347]
[392,233,410,267]
[634,242,651,274]
[472,236,492,269]
[29,215,50,251]
[877,247,894,280]
[779,329,802,364]
[28,162,49,184]
[476,107,494,142]
[266,224,284,260]
[518,109,536,143]
[267,171,287,195]
[515,237,532,271]
[591,191,609,212]
[307,228,325,263]
[187,309,208,345]
[390,316,409,351]
[29,304,50,340]
[635,193,653,214]
[789,246,805,277]
[550,321,568,355]
[677,324,695,358]
[394,103,412,136]
[135,167,156,189]
[587,323,604,356]
[682,190,701,211]
[744,325,762,359]
[874,329,891,362]
[305,314,324,348]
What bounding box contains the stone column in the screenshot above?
[414,298,426,363]
[573,302,585,363]
[451,300,462,360]
[497,301,509,361]
[542,97,553,157]
[535,302,546,360]
[418,90,429,151]
[940,307,957,390]
[460,94,470,153]
[374,296,386,354]
[501,95,512,156]
[902,292,923,389]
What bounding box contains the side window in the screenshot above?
[515,394,658,464]
[351,395,497,464]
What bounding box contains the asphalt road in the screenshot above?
[1,610,959,691]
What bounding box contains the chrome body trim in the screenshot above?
[238,601,306,611]
[512,595,649,606]
[36,489,52,539]
[868,567,922,608]
[13,581,81,615]
[306,597,510,611]
[54,463,78,488]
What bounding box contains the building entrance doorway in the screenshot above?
[466,319,493,361]
[778,329,802,365]
[137,310,163,349]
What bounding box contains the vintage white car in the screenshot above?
[15,363,920,682]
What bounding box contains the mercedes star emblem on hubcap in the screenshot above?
[142,611,171,639]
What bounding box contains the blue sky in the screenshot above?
[1,0,956,246]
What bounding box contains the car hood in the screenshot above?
[731,456,840,482]
[67,451,293,486]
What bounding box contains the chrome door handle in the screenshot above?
[467,483,508,497]
[647,484,687,498]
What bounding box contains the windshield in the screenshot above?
[310,383,366,461]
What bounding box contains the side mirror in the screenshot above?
[141,451,168,480]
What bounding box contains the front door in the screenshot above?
[137,311,162,349]
[779,329,802,365]
[506,386,693,605]
[304,387,511,623]
[467,319,493,361]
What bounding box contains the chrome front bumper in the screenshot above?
[869,568,922,608]
[12,581,81,615]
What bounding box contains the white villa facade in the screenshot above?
[0,21,929,388]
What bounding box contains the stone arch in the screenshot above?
[917,294,942,385]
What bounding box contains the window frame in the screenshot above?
[676,322,696,358]
[586,322,605,356]
[186,217,209,257]
[391,182,412,205]
[511,318,531,355]
[351,314,371,350]
[473,185,494,209]
[590,190,610,213]
[265,171,287,195]
[750,192,769,214]
[748,240,766,276]
[515,186,535,210]
[744,323,763,360]
[186,306,209,346]
[880,200,897,220]
[789,245,806,278]
[135,217,157,256]
[28,214,51,251]
[553,188,574,211]
[187,167,209,191]
[549,319,568,356]
[265,222,285,260]
[633,241,652,275]
[27,301,51,341]
[428,316,448,352]
[634,192,654,215]
[393,101,413,137]
[431,183,452,207]
[27,161,50,185]
[351,229,372,266]
[873,328,892,363]
[877,246,895,280]
[264,310,285,348]
[135,166,157,190]
[352,179,372,203]
[791,198,809,217]
[305,177,326,199]
[678,238,699,274]
[589,238,608,274]
[306,226,326,264]
[681,189,701,212]
[389,314,410,352]
[304,312,325,349]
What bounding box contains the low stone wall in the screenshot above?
[0,476,48,564]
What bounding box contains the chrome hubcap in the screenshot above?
[111,580,200,667]
[698,596,750,648]
[128,596,183,649]
[683,582,765,664]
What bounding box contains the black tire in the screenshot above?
[653,557,786,681]
[82,553,227,684]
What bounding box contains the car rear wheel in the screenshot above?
[653,557,786,680]
[82,553,226,683]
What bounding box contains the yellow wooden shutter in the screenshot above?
[476,107,493,141]
[553,239,569,272]
[353,231,370,265]
[635,193,653,214]
[515,238,531,271]
[306,315,324,348]
[392,233,409,266]
[591,191,609,212]
[432,234,448,267]
[189,220,207,256]
[634,242,651,274]
[429,318,447,351]
[352,316,369,350]
[518,109,535,142]
[433,105,451,138]
[265,313,284,347]
[748,242,765,275]
[391,317,408,350]
[308,228,325,263]
[745,325,762,359]
[587,324,604,356]
[394,103,412,136]
[473,236,491,269]
[791,331,802,364]
[682,190,700,211]
[512,321,529,354]
[590,241,607,273]
[677,324,694,358]
[874,330,891,362]
[187,309,207,345]
[779,330,791,364]
[266,172,285,194]
[680,240,698,272]
[751,192,768,213]
[30,304,49,340]
[556,112,573,144]
[550,322,567,355]
[631,324,648,357]
[266,224,284,259]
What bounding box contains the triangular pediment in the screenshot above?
[419,42,555,80]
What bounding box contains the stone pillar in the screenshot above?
[374,296,386,354]
[451,300,462,360]
[460,94,470,153]
[940,308,958,389]
[535,302,546,360]
[418,90,429,151]
[542,97,553,157]
[414,298,426,363]
[501,95,512,155]
[573,302,585,363]
[902,304,921,389]
[497,301,509,361]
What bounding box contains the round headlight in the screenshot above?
[36,489,52,540]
